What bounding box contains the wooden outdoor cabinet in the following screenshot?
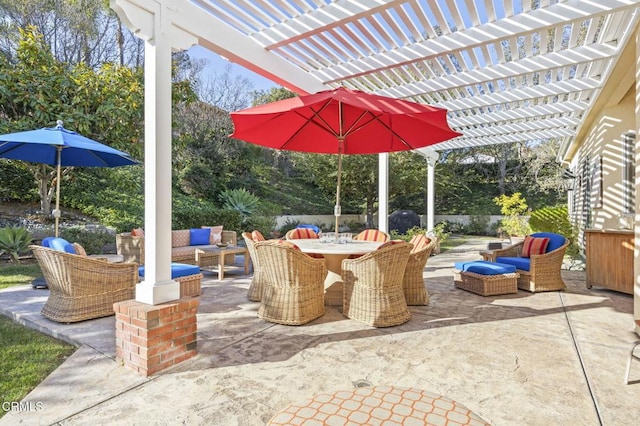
[585,229,634,294]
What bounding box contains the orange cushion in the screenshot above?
[131,228,144,237]
[410,235,431,251]
[521,236,550,258]
[288,228,318,239]
[356,229,389,242]
[72,243,87,256]
[252,230,266,241]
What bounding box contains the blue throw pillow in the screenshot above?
[47,237,76,254]
[190,228,211,246]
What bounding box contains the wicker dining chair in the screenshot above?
[341,241,412,327]
[254,240,326,325]
[30,245,137,323]
[403,235,438,305]
[353,229,390,242]
[243,231,270,302]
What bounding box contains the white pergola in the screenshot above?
[110,0,640,306]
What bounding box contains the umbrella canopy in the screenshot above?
[0,120,140,236]
[230,87,462,233]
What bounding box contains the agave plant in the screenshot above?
[0,226,33,264]
[220,188,260,217]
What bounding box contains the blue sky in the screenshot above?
[187,45,278,92]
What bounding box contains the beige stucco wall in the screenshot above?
[571,87,635,232]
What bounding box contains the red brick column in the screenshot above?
[114,298,199,377]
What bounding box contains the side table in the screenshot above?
[194,246,249,280]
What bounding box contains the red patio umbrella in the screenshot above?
[230,87,462,234]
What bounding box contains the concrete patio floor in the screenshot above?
[1,238,639,425]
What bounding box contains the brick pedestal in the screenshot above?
[114,298,199,377]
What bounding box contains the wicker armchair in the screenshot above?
[342,241,412,327]
[403,235,437,305]
[254,241,326,325]
[30,245,137,323]
[243,232,269,302]
[481,232,569,292]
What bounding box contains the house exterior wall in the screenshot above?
[568,88,636,242]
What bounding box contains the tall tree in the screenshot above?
[0,0,143,67]
[0,28,145,213]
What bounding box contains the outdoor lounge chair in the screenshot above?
[342,241,412,327]
[403,234,437,305]
[254,240,326,325]
[30,245,137,323]
[481,232,569,292]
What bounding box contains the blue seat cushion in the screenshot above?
[47,237,76,254]
[454,260,516,275]
[41,237,55,248]
[531,232,566,252]
[496,256,531,271]
[138,263,200,279]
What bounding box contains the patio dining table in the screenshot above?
[289,238,384,305]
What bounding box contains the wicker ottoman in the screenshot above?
[453,261,518,296]
[138,263,203,298]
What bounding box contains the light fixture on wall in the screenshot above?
[562,169,576,192]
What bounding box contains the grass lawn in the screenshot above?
[0,262,42,290]
[0,262,76,419]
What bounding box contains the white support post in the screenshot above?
[427,158,435,232]
[634,25,640,333]
[378,153,389,232]
[135,23,180,305]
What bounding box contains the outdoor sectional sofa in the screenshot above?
[116,226,237,266]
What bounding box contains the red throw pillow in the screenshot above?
[521,236,550,258]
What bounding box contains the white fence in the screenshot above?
[275,214,506,232]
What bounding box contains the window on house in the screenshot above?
[622,131,636,213]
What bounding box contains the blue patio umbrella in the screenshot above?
[0,120,140,236]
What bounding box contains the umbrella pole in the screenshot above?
[335,101,344,235]
[54,147,62,237]
[335,153,342,235]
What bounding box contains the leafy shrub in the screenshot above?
[172,197,242,233]
[220,188,260,217]
[278,218,301,235]
[438,219,465,234]
[60,227,114,255]
[242,215,277,240]
[0,227,33,263]
[529,205,579,258]
[430,222,449,244]
[342,220,365,233]
[389,226,427,242]
[466,215,490,235]
[494,193,531,236]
